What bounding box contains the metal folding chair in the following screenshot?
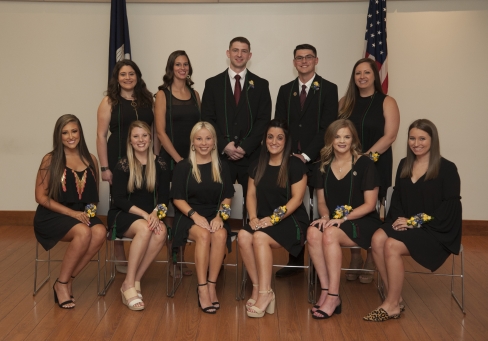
[33,241,102,295]
[381,186,465,313]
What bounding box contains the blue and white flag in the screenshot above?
[108,0,131,80]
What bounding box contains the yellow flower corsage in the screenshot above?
[219,204,231,220]
[85,204,97,218]
[156,203,167,220]
[270,206,287,225]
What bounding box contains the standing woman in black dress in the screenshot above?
[364,119,462,322]
[97,60,155,272]
[307,119,381,319]
[107,121,169,311]
[338,58,400,283]
[34,115,106,309]
[238,119,310,318]
[154,50,201,277]
[171,122,234,314]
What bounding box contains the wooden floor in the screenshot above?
[1,225,487,341]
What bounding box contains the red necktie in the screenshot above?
[234,75,241,105]
[300,84,307,110]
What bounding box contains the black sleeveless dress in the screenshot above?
[313,156,382,249]
[107,156,170,238]
[107,97,154,170]
[34,166,102,251]
[242,157,310,257]
[170,160,234,250]
[158,88,200,171]
[348,92,392,199]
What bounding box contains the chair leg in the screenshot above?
[99,240,116,296]
[167,246,183,297]
[451,246,465,313]
[240,265,247,300]
[234,240,240,301]
[308,256,316,304]
[33,242,51,296]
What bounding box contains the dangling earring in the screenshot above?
[191,145,195,151]
[117,83,120,92]
[212,145,216,150]
[186,75,191,80]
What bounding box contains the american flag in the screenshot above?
[364,0,388,94]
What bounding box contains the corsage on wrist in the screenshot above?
[407,213,433,228]
[333,205,353,220]
[270,206,287,225]
[156,204,167,220]
[219,204,231,220]
[85,204,97,218]
[369,151,380,162]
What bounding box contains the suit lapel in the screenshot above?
[290,79,301,118]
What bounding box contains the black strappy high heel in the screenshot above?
[197,283,216,314]
[311,288,328,314]
[53,279,75,309]
[207,279,220,310]
[312,293,341,319]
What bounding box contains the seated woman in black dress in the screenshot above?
[308,119,381,319]
[108,121,169,311]
[154,50,201,278]
[364,119,462,322]
[34,114,106,309]
[171,122,234,314]
[238,119,310,318]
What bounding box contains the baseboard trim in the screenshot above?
[1,211,486,236]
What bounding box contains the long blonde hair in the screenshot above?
[188,122,222,183]
[319,119,362,173]
[126,121,156,192]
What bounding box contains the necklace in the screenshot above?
[334,158,352,173]
[72,169,87,200]
[130,100,139,120]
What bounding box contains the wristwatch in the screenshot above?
[101,167,109,172]
[188,209,196,217]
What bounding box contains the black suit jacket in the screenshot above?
[275,74,338,162]
[202,69,272,166]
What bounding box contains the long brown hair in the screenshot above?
[43,115,96,201]
[158,50,194,90]
[400,119,441,180]
[126,121,156,192]
[338,58,384,119]
[254,119,292,188]
[106,59,153,107]
[319,119,362,173]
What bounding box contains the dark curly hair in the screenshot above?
[106,59,153,108]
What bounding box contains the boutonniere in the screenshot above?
[248,80,254,90]
[311,81,320,93]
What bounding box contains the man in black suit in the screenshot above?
[274,44,338,277]
[202,37,272,194]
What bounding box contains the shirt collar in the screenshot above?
[299,73,316,89]
[228,68,248,80]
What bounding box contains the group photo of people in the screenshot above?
[33,35,462,323]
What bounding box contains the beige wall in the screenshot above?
[1,1,487,219]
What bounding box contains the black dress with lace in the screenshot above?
[158,88,200,171]
[381,158,462,271]
[34,166,102,251]
[107,156,170,238]
[107,97,154,171]
[170,160,234,249]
